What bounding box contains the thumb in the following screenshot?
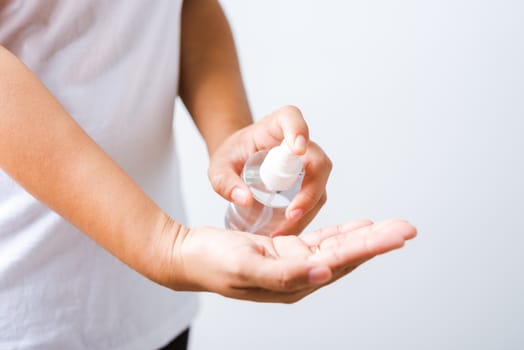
[208,162,253,206]
[256,105,310,156]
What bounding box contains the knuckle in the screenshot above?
[323,156,333,172]
[319,192,328,206]
[276,105,306,128]
[208,171,229,193]
[280,104,303,117]
[301,189,319,205]
[307,144,333,173]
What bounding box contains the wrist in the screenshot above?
[146,213,192,289]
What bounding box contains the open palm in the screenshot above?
[166,219,416,303]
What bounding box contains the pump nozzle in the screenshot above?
[259,141,303,192]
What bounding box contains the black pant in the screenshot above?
[158,328,190,350]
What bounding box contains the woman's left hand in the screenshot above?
[208,105,332,236]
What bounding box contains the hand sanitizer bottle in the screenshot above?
[225,141,304,236]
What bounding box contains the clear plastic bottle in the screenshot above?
[225,142,304,236]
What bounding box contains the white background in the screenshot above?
[174,1,524,349]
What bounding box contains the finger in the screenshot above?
[309,220,417,269]
[252,105,310,155]
[226,220,416,301]
[301,220,374,246]
[320,221,417,284]
[242,254,332,293]
[285,142,332,221]
[271,192,328,236]
[208,153,253,206]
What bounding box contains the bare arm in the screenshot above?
[179,0,252,156]
[179,0,332,234]
[0,6,416,302]
[0,46,176,284]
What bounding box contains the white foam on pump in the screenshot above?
[259,141,302,192]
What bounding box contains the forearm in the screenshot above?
[0,46,179,284]
[179,0,252,156]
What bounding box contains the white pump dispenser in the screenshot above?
[259,141,302,192]
[224,141,304,236]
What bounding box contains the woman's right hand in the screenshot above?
[156,219,416,303]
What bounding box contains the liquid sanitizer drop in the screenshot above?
[225,141,304,236]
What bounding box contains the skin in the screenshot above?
[0,0,416,303]
[179,0,331,235]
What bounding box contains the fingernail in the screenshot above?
[308,266,331,284]
[231,188,249,204]
[294,135,307,153]
[286,209,303,222]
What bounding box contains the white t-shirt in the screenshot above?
[0,1,198,349]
